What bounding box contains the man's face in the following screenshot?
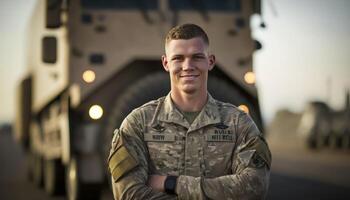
[162,37,215,95]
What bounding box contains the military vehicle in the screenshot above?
[298,91,350,149]
[15,0,264,199]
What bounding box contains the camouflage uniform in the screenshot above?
[108,93,271,200]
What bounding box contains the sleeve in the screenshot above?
[107,111,176,200]
[175,112,272,200]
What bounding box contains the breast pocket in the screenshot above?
[144,132,183,175]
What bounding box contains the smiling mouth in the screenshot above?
[180,75,199,78]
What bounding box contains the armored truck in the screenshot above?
[15,0,264,199]
[298,91,350,149]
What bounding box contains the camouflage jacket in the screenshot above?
[108,93,271,200]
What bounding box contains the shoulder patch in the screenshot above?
[250,153,266,169]
[108,129,139,182]
[239,136,271,169]
[108,145,139,182]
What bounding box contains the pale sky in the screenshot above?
[253,0,350,122]
[0,0,36,124]
[0,0,349,124]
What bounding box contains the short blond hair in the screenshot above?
[165,24,209,46]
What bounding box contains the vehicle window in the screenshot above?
[46,0,62,28]
[81,0,158,10]
[169,0,241,12]
[42,36,57,64]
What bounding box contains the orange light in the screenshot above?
[89,105,103,120]
[238,104,249,114]
[244,72,255,84]
[82,70,96,83]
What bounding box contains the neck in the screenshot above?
[170,90,208,112]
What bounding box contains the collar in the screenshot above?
[152,92,221,132]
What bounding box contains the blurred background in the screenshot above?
[0,0,349,200]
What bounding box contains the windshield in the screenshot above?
[81,0,158,10]
[169,0,241,12]
[81,0,240,12]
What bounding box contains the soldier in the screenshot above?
[108,24,271,200]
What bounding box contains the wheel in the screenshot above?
[341,134,350,149]
[66,157,101,200]
[316,134,326,148]
[27,150,34,181]
[208,75,262,130]
[32,152,44,187]
[299,102,331,149]
[103,71,170,160]
[29,121,44,187]
[103,71,262,158]
[306,132,325,149]
[306,136,317,149]
[44,159,65,195]
[329,134,342,149]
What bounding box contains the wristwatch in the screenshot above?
[164,175,178,194]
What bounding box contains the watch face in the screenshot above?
[168,178,176,188]
[165,176,177,194]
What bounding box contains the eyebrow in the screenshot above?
[171,54,183,58]
[170,52,206,58]
[192,53,206,57]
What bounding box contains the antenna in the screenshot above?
[259,0,278,29]
[345,88,350,110]
[326,76,332,106]
[266,0,278,17]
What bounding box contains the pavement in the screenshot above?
[1,120,350,200]
[267,135,350,200]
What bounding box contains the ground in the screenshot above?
[1,112,350,199]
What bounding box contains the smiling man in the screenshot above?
[108,24,271,200]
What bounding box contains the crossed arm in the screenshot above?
[108,112,271,200]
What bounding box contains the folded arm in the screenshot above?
[175,113,272,200]
[108,113,176,200]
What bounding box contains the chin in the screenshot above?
[182,87,197,94]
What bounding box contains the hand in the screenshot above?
[147,175,167,192]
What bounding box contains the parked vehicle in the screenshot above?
[298,91,350,149]
[15,0,264,199]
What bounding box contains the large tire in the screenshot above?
[208,75,261,129]
[32,151,44,187]
[44,159,65,195]
[103,72,170,159]
[104,71,261,158]
[307,137,317,149]
[66,157,102,200]
[329,134,342,149]
[306,130,325,149]
[28,120,44,187]
[27,150,34,181]
[341,134,350,149]
[299,102,331,149]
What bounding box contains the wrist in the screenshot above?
[164,175,178,194]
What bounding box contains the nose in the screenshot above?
[182,58,194,71]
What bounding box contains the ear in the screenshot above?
[208,54,215,71]
[162,55,169,72]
